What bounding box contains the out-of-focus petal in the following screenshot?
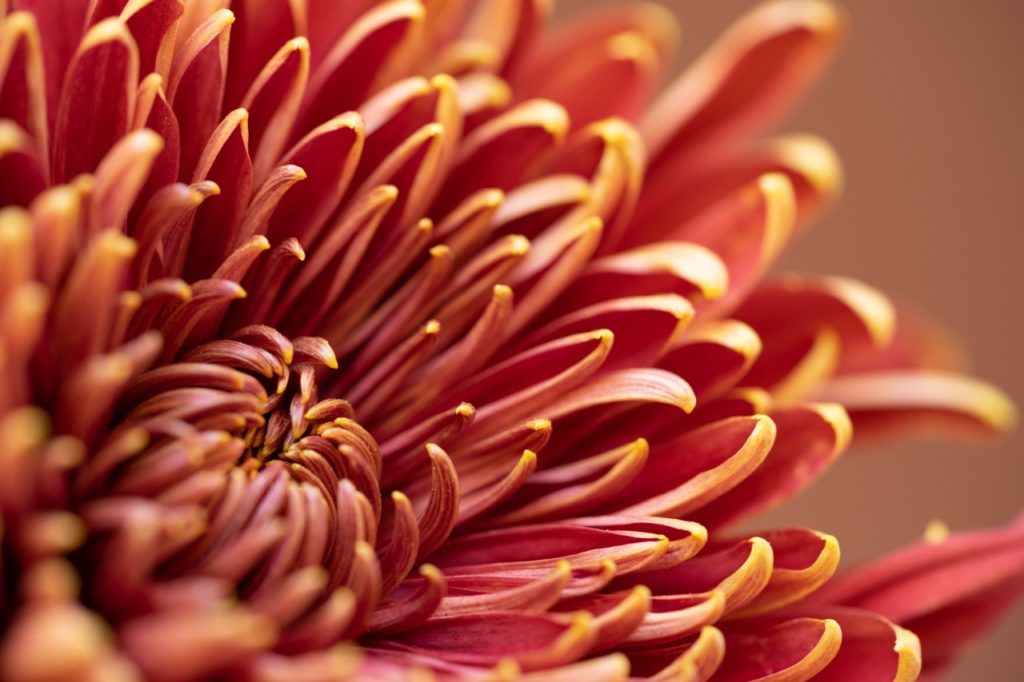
[167,9,232,179]
[299,0,424,135]
[636,134,842,247]
[0,12,49,176]
[812,370,1017,440]
[53,18,139,182]
[642,0,843,166]
[810,518,1024,673]
[776,606,922,682]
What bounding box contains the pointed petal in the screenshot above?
[619,537,774,614]
[266,112,364,245]
[241,36,310,181]
[53,18,139,182]
[522,295,692,371]
[299,0,424,134]
[729,528,841,617]
[439,99,568,212]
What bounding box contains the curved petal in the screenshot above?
[695,403,850,529]
[642,0,843,166]
[812,371,1016,440]
[714,617,842,682]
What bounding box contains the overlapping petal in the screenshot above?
[0,1,1017,680]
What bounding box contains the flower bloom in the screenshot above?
[0,0,1020,680]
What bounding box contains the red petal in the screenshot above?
[776,606,922,682]
[438,98,568,213]
[661,320,762,402]
[614,415,775,519]
[714,617,842,682]
[52,18,139,182]
[167,8,232,179]
[122,0,183,80]
[695,403,850,529]
[727,528,841,618]
[240,36,310,182]
[0,12,49,176]
[618,537,774,614]
[812,371,1017,440]
[298,0,423,135]
[266,112,364,246]
[380,611,595,671]
[642,0,843,166]
[184,108,253,280]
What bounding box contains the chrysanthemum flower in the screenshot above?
[0,0,1020,680]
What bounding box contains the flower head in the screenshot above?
[0,1,1019,681]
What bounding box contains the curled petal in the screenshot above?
[299,0,424,133]
[439,98,569,212]
[367,564,447,635]
[168,8,233,178]
[714,617,842,682]
[267,112,364,246]
[435,560,570,618]
[376,491,421,595]
[695,403,850,529]
[775,606,922,682]
[413,444,461,561]
[241,36,311,181]
[662,319,762,402]
[619,537,774,614]
[433,519,677,579]
[522,295,692,372]
[561,242,729,311]
[642,625,726,681]
[729,528,841,618]
[613,415,775,519]
[487,439,649,526]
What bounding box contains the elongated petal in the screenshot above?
[642,0,843,166]
[53,18,139,182]
[168,9,232,178]
[812,370,1016,440]
[614,415,775,519]
[813,519,1024,676]
[380,611,596,671]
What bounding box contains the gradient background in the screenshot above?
[557,1,1024,678]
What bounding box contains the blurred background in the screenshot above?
[555,1,1024,678]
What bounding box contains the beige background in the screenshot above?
[557,1,1024,678]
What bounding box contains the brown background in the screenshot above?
[556,1,1024,678]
